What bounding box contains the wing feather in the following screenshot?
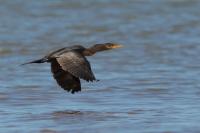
[51,59,81,94]
[56,51,96,82]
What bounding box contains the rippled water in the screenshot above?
[1,0,200,133]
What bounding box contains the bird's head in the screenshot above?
[83,43,123,56]
[104,43,123,49]
[92,43,123,51]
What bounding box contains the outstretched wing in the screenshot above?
[56,51,96,82]
[51,59,81,94]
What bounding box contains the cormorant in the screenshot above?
[22,43,122,94]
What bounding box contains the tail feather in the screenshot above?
[21,58,48,65]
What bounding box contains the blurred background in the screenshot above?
[1,0,200,133]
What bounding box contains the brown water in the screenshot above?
[1,0,200,133]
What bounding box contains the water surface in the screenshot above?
[1,0,200,133]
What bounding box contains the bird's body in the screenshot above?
[22,43,122,94]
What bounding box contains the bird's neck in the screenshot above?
[83,45,108,56]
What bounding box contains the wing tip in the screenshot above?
[71,89,81,94]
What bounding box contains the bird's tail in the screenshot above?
[21,58,48,65]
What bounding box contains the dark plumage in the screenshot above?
[22,43,122,94]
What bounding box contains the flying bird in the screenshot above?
[22,43,122,94]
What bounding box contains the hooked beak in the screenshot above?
[106,43,123,49]
[112,44,123,49]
